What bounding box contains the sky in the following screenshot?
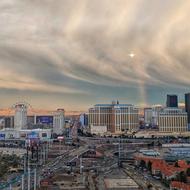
[0,0,190,111]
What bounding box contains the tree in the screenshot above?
[176,171,187,183]
[157,141,162,147]
[139,160,146,168]
[147,184,153,189]
[147,161,152,171]
[0,162,9,178]
[174,161,179,167]
[148,142,154,147]
[186,168,190,176]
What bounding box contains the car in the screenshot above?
[153,176,161,180]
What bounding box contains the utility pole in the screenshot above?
[45,143,48,161]
[34,168,37,190]
[119,138,121,160]
[28,168,30,190]
[59,139,61,152]
[43,144,45,163]
[118,138,122,167]
[24,154,27,174]
[36,145,39,163]
[21,174,24,190]
[80,157,85,185]
[40,146,43,165]
[38,175,41,188]
[28,158,30,190]
[80,157,83,174]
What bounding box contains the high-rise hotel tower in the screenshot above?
[185,93,190,130]
[53,109,65,135]
[158,108,188,133]
[14,103,28,130]
[88,101,139,134]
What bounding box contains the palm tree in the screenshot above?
[186,168,190,176]
[147,161,152,171]
[176,171,187,183]
[139,160,146,168]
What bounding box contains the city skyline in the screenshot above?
[0,0,190,110]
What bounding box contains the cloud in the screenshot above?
[0,0,190,108]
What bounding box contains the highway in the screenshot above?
[0,143,90,190]
[37,145,90,179]
[0,134,174,190]
[79,136,164,143]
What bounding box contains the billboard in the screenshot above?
[0,134,5,140]
[27,131,39,139]
[36,116,53,124]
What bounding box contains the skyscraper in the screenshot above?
[166,95,178,107]
[53,109,65,135]
[14,103,27,130]
[79,113,88,127]
[88,101,139,134]
[144,108,152,124]
[185,93,190,128]
[158,108,188,132]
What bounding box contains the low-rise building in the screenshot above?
[135,155,190,183]
[90,125,107,135]
[0,128,52,140]
[170,181,190,190]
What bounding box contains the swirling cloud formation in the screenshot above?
[0,0,190,109]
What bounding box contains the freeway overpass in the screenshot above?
[79,136,164,144]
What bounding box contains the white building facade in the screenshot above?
[89,102,139,134]
[158,108,188,132]
[0,128,52,140]
[90,125,107,135]
[53,109,65,135]
[152,106,163,127]
[14,104,27,130]
[144,108,152,124]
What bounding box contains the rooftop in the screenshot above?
[135,155,190,177]
[104,178,139,190]
[94,104,133,107]
[171,181,190,190]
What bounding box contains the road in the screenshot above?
[38,145,90,179]
[0,143,90,190]
[123,163,169,190]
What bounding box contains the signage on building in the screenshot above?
[0,134,5,140]
[36,116,53,124]
[57,136,64,141]
[27,131,39,139]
